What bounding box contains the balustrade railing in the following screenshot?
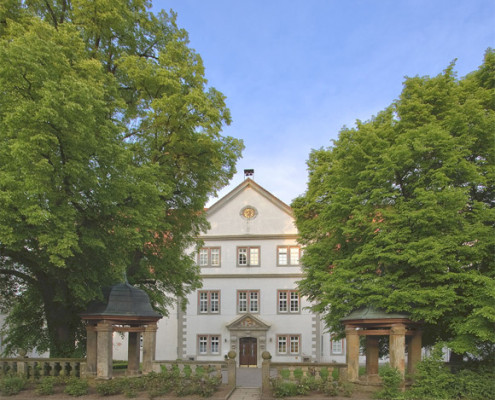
[0,358,85,379]
[152,360,226,379]
[270,361,347,382]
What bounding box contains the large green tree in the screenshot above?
[292,50,494,357]
[0,0,243,357]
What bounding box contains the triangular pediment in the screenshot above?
[207,179,293,218]
[226,313,271,331]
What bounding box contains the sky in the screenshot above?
[152,0,495,207]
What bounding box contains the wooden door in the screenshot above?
[239,337,257,367]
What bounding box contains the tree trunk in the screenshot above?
[37,274,78,357]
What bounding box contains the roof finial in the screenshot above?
[244,169,254,179]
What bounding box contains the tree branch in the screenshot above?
[0,269,37,285]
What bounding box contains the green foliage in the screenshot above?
[0,375,27,396]
[407,347,455,400]
[292,49,495,356]
[374,364,403,400]
[270,379,301,398]
[95,379,126,396]
[0,0,243,356]
[144,371,173,398]
[36,376,56,396]
[406,346,495,400]
[270,373,352,398]
[63,378,88,397]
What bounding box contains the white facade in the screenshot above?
[115,178,349,365]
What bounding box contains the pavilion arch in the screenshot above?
[81,281,162,379]
[341,307,422,382]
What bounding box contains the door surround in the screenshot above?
[226,314,270,368]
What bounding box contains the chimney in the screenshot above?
[244,169,254,179]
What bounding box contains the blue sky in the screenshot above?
[152,0,494,206]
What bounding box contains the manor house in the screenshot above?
[113,177,347,365]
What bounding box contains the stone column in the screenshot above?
[85,324,97,376]
[227,351,237,389]
[96,320,113,379]
[366,336,379,376]
[408,329,422,375]
[261,351,271,396]
[389,324,406,377]
[127,330,141,376]
[345,326,359,382]
[142,322,157,373]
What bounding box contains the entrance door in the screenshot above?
[239,337,257,367]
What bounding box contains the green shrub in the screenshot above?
[64,378,89,397]
[0,375,27,396]
[270,378,300,398]
[407,346,455,400]
[319,367,330,381]
[95,379,125,396]
[280,369,290,379]
[374,364,403,400]
[36,376,56,395]
[144,372,173,398]
[197,375,221,398]
[321,380,339,396]
[339,381,354,397]
[450,367,495,400]
[293,368,303,380]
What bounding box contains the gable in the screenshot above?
[205,179,297,236]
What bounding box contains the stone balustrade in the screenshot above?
[269,361,347,382]
[152,360,227,380]
[0,358,85,379]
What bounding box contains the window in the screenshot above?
[237,290,260,313]
[197,335,221,355]
[278,290,300,313]
[277,246,301,266]
[277,335,300,355]
[198,247,221,267]
[237,247,260,266]
[198,291,220,314]
[331,337,344,355]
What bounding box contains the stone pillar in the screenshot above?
[127,330,141,376]
[389,324,406,377]
[345,326,359,382]
[96,320,113,379]
[85,324,97,376]
[142,322,157,374]
[366,336,379,375]
[227,351,237,389]
[261,351,271,396]
[408,330,422,375]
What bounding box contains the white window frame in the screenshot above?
[277,335,301,355]
[237,290,260,313]
[197,290,221,314]
[278,290,300,313]
[277,246,301,266]
[237,246,260,267]
[198,247,221,267]
[197,335,221,355]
